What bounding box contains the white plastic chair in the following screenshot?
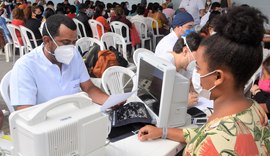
[126,16,132,21]
[133,48,154,66]
[132,20,152,51]
[0,71,15,114]
[110,21,134,53]
[101,32,128,60]
[88,19,105,40]
[4,43,12,62]
[73,18,87,38]
[19,25,38,53]
[244,67,261,96]
[7,24,25,63]
[75,37,104,54]
[146,17,164,50]
[101,66,137,95]
[101,32,136,70]
[75,37,105,88]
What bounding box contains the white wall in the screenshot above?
[233,0,270,20]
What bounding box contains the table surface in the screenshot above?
[89,134,184,156]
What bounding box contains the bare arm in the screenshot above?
[138,125,186,143]
[80,79,109,105]
[15,105,33,111]
[259,103,269,113]
[263,37,270,42]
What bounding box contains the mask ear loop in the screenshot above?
[44,22,59,47]
[182,36,195,61]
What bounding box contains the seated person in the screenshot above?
[131,5,146,23]
[148,3,169,35]
[110,6,132,38]
[66,5,76,19]
[25,5,43,46]
[157,32,202,107]
[0,16,11,43]
[155,12,194,56]
[138,6,270,155]
[11,7,25,46]
[76,3,92,37]
[251,56,270,117]
[10,14,109,110]
[251,56,270,103]
[93,2,110,39]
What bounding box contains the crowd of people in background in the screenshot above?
[0,0,251,51]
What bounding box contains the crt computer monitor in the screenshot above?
[137,53,190,128]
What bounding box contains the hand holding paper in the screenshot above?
[100,90,137,112]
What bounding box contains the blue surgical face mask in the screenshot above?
[182,29,194,37]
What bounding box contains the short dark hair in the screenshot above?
[46,1,54,6]
[42,14,76,38]
[211,2,221,10]
[173,38,185,54]
[173,32,202,54]
[200,6,268,89]
[136,5,144,15]
[186,32,202,52]
[44,7,55,19]
[69,5,76,13]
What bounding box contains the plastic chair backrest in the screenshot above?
[88,19,105,40]
[7,24,21,47]
[110,21,131,43]
[133,48,154,66]
[0,71,15,113]
[101,66,137,95]
[101,32,128,60]
[132,20,149,39]
[75,37,104,55]
[19,25,38,52]
[73,18,87,38]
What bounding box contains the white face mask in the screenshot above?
[186,60,196,79]
[45,23,75,64]
[192,69,216,99]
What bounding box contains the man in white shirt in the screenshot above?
[157,32,201,79]
[179,0,205,26]
[130,5,146,23]
[158,32,202,106]
[10,14,109,110]
[155,11,194,57]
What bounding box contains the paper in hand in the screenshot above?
[100,90,137,112]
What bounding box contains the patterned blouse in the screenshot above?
[183,101,270,156]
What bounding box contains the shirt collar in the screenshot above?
[171,31,179,39]
[38,43,55,67]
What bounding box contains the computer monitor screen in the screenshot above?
[137,59,163,116]
[137,53,190,128]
